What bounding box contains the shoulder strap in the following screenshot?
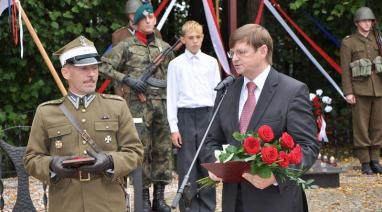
[58,104,100,153]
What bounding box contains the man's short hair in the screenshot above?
[229,24,273,64]
[181,20,203,36]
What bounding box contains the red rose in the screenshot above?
[280,132,295,150]
[289,144,302,164]
[261,146,279,165]
[314,109,321,117]
[258,125,274,142]
[278,151,290,168]
[243,136,261,155]
[313,97,321,109]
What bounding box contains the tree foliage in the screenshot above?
[0,0,126,143]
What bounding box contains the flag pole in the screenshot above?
[17,2,67,96]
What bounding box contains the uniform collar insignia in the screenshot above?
[68,92,96,109]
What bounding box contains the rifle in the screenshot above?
[136,38,183,102]
[373,21,382,56]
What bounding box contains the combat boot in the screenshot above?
[361,163,374,175]
[370,160,382,174]
[152,183,171,212]
[143,188,152,212]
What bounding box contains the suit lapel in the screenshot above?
[231,77,244,131]
[247,68,279,131]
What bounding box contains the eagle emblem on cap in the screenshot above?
[79,36,87,47]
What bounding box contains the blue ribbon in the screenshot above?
[301,9,341,48]
[8,0,11,32]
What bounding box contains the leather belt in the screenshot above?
[68,171,101,182]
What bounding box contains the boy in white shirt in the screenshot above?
[167,20,221,212]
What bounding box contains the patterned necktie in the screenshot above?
[240,82,257,133]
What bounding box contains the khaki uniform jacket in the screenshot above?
[341,31,382,96]
[24,93,144,212]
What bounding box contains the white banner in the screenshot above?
[202,0,231,75]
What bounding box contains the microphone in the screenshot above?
[214,75,236,91]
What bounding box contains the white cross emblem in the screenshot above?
[105,135,112,144]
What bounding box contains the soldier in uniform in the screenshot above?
[111,0,162,100]
[24,36,144,212]
[341,6,382,175]
[112,0,161,46]
[100,2,173,212]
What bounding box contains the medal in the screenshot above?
[55,140,63,149]
[105,135,112,144]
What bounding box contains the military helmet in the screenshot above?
[354,7,375,22]
[125,0,143,14]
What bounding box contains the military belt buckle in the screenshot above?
[79,171,91,182]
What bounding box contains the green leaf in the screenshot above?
[257,166,272,179]
[51,22,59,29]
[225,145,237,153]
[232,131,245,142]
[62,11,74,19]
[223,153,234,163]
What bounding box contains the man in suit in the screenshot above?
[204,24,320,212]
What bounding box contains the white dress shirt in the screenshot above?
[238,65,271,119]
[167,49,221,133]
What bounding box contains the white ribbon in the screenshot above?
[17,0,23,58]
[156,0,176,31]
[202,0,230,74]
[318,115,328,142]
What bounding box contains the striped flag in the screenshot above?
[202,0,231,75]
[0,0,13,16]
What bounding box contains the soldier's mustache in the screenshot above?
[84,79,95,83]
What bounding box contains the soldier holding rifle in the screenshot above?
[100,2,174,212]
[341,6,382,175]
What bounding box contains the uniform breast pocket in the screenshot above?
[94,121,119,151]
[353,49,365,58]
[47,125,73,155]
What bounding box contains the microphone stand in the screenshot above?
[171,86,230,209]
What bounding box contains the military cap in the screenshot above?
[133,2,154,24]
[354,7,376,22]
[53,35,102,67]
[125,0,143,14]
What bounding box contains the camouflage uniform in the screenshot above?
[100,35,174,187]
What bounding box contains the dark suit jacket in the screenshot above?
[203,68,320,212]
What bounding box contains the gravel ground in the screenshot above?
[1,157,381,212]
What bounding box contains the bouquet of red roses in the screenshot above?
[198,125,313,188]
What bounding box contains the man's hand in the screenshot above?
[122,76,147,93]
[242,173,276,190]
[50,156,77,178]
[171,132,182,148]
[79,150,114,174]
[208,171,223,182]
[345,94,356,104]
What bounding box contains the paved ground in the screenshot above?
[1,157,381,211]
